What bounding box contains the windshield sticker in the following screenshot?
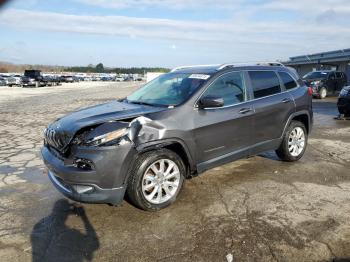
[188,74,210,80]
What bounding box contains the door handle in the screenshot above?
[239,108,253,114]
[282,98,292,103]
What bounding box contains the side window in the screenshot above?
[329,72,336,79]
[278,72,298,90]
[249,71,281,99]
[202,71,246,106]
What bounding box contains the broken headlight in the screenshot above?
[340,88,350,97]
[83,128,128,147]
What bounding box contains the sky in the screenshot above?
[0,0,349,68]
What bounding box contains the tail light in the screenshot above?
[308,87,313,96]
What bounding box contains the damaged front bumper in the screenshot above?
[47,170,126,204]
[41,142,136,205]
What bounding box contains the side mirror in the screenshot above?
[198,96,224,109]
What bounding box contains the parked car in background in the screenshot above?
[124,76,134,81]
[303,70,348,99]
[21,76,36,87]
[0,77,7,86]
[52,75,62,85]
[24,70,47,87]
[115,76,125,82]
[7,75,22,87]
[42,75,60,86]
[91,76,101,81]
[73,76,83,82]
[0,75,9,85]
[337,86,350,117]
[60,75,74,83]
[42,63,313,211]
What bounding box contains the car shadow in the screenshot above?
[258,151,281,161]
[31,199,99,262]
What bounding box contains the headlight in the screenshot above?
[311,80,321,86]
[340,89,349,97]
[84,128,128,146]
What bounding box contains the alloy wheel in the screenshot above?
[288,127,306,157]
[141,159,181,204]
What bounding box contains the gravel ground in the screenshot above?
[0,82,350,262]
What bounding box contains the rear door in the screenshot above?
[327,72,337,93]
[248,70,295,148]
[193,71,254,165]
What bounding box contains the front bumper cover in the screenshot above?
[48,170,126,204]
[41,142,136,205]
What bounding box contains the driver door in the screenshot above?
[193,71,255,170]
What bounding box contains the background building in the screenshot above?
[284,48,350,81]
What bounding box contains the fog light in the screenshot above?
[73,158,94,170]
[72,185,94,194]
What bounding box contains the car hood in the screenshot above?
[45,100,166,151]
[303,78,325,83]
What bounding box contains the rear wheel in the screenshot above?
[127,149,185,211]
[276,121,307,162]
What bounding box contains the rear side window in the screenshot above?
[249,71,281,99]
[278,72,298,90]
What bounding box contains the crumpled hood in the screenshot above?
[45,101,166,151]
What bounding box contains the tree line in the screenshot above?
[0,61,170,74]
[64,63,170,74]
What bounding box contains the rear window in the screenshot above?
[278,72,298,90]
[249,71,281,99]
[336,72,343,79]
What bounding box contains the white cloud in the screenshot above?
[74,0,350,15]
[74,0,245,10]
[0,3,350,65]
[1,8,349,44]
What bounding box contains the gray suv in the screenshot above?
[42,63,313,211]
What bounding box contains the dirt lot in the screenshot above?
[0,82,349,262]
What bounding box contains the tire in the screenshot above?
[126,149,185,211]
[319,87,327,99]
[276,120,308,162]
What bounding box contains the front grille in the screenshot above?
[48,145,65,161]
[44,127,70,152]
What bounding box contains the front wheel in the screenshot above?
[127,149,185,211]
[276,121,308,162]
[319,87,327,99]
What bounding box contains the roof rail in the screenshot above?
[217,62,285,71]
[171,62,285,73]
[171,64,220,72]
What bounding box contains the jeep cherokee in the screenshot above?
[42,63,313,211]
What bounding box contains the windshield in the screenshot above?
[303,71,329,79]
[127,73,210,106]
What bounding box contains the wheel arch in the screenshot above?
[282,110,311,137]
[135,139,196,178]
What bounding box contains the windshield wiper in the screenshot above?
[126,100,157,107]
